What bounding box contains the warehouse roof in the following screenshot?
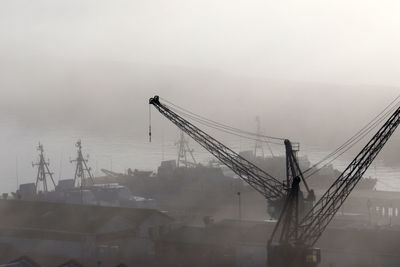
[0,199,172,234]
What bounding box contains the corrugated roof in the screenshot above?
[0,256,40,267]
[58,259,84,267]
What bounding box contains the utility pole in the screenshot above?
[58,153,63,183]
[237,191,242,221]
[367,199,372,225]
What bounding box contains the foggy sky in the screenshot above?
[1,0,400,84]
[0,0,400,163]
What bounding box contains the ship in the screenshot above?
[92,133,378,223]
[237,150,377,191]
[12,142,156,209]
[97,148,377,204]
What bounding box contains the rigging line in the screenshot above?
[316,102,399,172]
[377,179,400,190]
[160,96,286,141]
[322,96,400,162]
[165,104,284,146]
[305,104,399,179]
[303,95,400,174]
[167,102,284,142]
[149,104,152,142]
[304,102,400,179]
[175,111,284,146]
[264,136,275,157]
[306,95,400,170]
[305,102,399,174]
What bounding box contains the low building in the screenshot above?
[156,219,400,267]
[58,259,84,267]
[156,219,270,267]
[0,256,40,267]
[0,199,173,266]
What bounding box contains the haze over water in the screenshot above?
[1,114,399,195]
[1,1,400,194]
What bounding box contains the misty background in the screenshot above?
[0,0,400,193]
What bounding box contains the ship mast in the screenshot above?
[254,116,275,158]
[32,143,56,193]
[254,116,265,158]
[176,131,197,167]
[70,140,94,187]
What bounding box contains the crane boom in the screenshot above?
[297,104,400,247]
[149,95,285,201]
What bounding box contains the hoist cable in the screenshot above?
[160,97,286,142]
[166,104,284,146]
[304,96,400,178]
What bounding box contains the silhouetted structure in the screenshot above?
[0,199,173,266]
[176,131,197,167]
[70,140,94,187]
[32,143,56,194]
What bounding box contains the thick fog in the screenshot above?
[1,1,400,84]
[0,0,400,191]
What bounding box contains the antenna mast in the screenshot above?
[176,131,197,167]
[70,140,94,187]
[32,143,56,193]
[254,116,265,158]
[255,116,276,158]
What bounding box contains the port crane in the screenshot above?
[267,98,400,266]
[150,95,400,266]
[149,95,313,218]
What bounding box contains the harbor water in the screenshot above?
[0,118,399,194]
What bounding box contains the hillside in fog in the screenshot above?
[1,59,399,166]
[1,0,400,169]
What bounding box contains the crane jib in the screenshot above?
[149,95,286,201]
[295,104,400,247]
[150,94,400,267]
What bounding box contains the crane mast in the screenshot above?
[268,101,400,267]
[149,95,285,202]
[296,104,400,247]
[149,95,400,267]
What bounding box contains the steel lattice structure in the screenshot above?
[33,143,56,193]
[150,95,400,267]
[295,104,400,247]
[71,140,94,187]
[150,95,285,201]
